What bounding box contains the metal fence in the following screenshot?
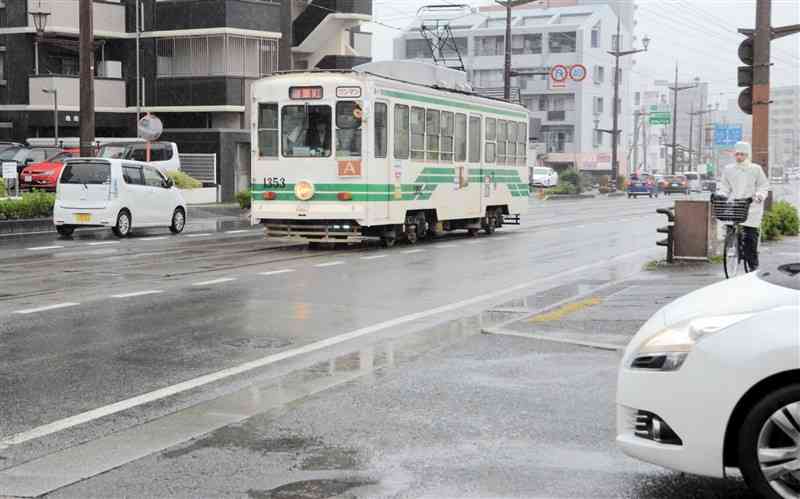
[180,153,217,184]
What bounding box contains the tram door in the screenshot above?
[370,100,390,221]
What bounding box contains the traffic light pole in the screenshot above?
[79,0,95,157]
[752,0,770,187]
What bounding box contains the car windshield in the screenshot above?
[0,147,26,161]
[533,168,550,175]
[60,160,111,184]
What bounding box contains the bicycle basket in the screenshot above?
[712,198,750,223]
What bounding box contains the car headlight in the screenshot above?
[630,313,754,371]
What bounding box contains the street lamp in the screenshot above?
[608,17,650,184]
[29,0,50,75]
[42,87,58,147]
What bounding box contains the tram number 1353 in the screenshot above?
[265,177,287,188]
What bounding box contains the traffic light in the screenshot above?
[738,38,754,115]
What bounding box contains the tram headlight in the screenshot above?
[295,181,315,201]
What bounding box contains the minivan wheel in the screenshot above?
[737,384,800,499]
[56,225,75,237]
[112,210,131,237]
[170,208,186,234]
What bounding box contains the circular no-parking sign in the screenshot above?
[569,64,587,82]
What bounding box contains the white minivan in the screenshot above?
[53,158,187,237]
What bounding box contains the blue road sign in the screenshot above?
[714,125,743,146]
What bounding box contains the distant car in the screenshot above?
[53,158,187,237]
[0,145,60,175]
[684,172,702,192]
[627,174,657,198]
[662,175,689,195]
[617,262,800,499]
[98,141,181,172]
[702,179,717,192]
[19,148,79,192]
[530,167,558,188]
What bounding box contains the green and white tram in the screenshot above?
[250,61,530,246]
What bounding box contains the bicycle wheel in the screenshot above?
[723,228,742,279]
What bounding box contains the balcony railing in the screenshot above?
[27,0,125,35]
[30,75,126,109]
[547,110,565,122]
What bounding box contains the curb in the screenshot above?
[0,218,53,235]
[606,192,627,197]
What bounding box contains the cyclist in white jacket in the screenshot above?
[718,141,769,270]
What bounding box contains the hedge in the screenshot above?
[167,170,202,189]
[0,191,55,220]
[761,200,799,241]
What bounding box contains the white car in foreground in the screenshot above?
[617,263,800,499]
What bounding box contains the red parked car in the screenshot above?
[19,148,80,191]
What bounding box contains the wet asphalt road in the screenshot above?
[0,188,796,498]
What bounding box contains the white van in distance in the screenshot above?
[53,158,187,237]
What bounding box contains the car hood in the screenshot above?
[22,161,62,174]
[624,270,799,360]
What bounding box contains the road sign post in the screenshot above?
[137,113,163,162]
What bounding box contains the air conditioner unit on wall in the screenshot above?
[97,61,122,79]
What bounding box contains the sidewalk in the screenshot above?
[484,236,799,350]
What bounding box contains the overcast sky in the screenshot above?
[364,0,800,109]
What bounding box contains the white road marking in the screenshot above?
[0,247,656,449]
[185,233,212,238]
[465,240,483,245]
[138,236,168,242]
[86,241,120,246]
[314,261,345,267]
[225,230,248,234]
[361,254,387,260]
[14,302,79,315]
[402,249,425,254]
[111,290,164,299]
[436,244,458,248]
[258,269,295,276]
[26,245,63,251]
[191,278,236,286]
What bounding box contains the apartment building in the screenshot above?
[0,0,372,200]
[394,2,636,176]
[770,85,799,169]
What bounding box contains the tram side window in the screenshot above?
[468,116,481,163]
[455,113,467,162]
[485,117,496,163]
[497,120,507,165]
[410,106,425,160]
[375,103,388,159]
[441,111,454,162]
[282,104,332,158]
[426,109,440,161]
[507,122,517,166]
[258,103,279,158]
[336,101,362,158]
[394,104,410,159]
[517,122,527,165]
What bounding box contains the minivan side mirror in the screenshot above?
[163,177,174,189]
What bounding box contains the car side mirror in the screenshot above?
[164,178,174,189]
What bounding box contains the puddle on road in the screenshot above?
[247,478,377,499]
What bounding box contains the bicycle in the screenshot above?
[711,195,754,279]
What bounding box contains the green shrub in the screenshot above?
[545,183,578,195]
[0,191,55,220]
[769,200,799,236]
[761,210,782,241]
[559,169,580,190]
[167,170,202,189]
[236,190,251,209]
[0,180,5,198]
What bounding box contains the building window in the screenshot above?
[549,32,576,53]
[454,113,467,162]
[410,107,425,160]
[511,34,542,54]
[157,35,278,78]
[543,126,574,153]
[591,23,601,48]
[472,69,503,87]
[485,118,496,163]
[468,116,481,163]
[60,56,79,76]
[594,65,604,83]
[634,92,641,106]
[474,36,504,56]
[594,129,603,147]
[406,39,432,59]
[0,51,4,82]
[497,120,508,164]
[594,97,604,114]
[516,122,527,165]
[426,109,441,161]
[441,111,454,162]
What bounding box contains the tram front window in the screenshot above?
[336,101,362,158]
[282,105,332,158]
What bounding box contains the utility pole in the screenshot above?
[79,0,95,156]
[642,111,649,173]
[631,110,641,173]
[668,64,697,174]
[496,0,543,102]
[603,18,649,183]
[689,106,713,173]
[687,103,694,171]
[135,0,141,124]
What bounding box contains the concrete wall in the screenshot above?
[26,0,127,34]
[29,76,127,108]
